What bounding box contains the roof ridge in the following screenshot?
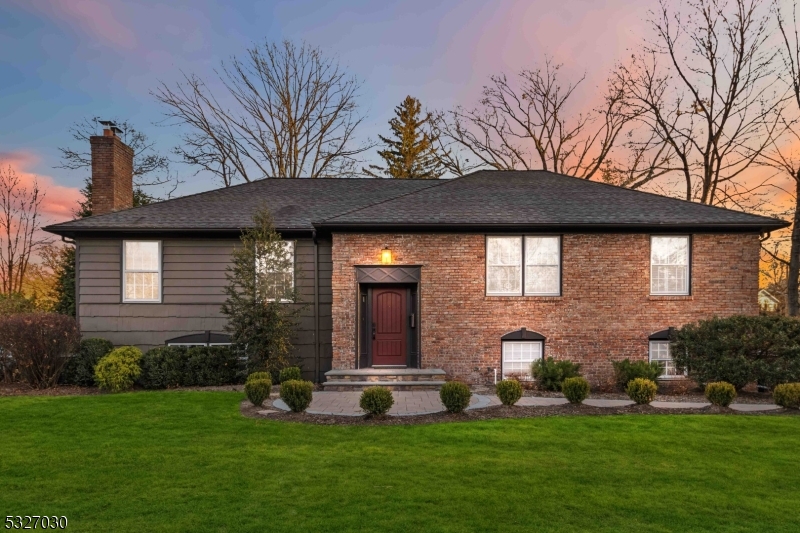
[315,177,457,223]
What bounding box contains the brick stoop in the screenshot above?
[323,368,446,391]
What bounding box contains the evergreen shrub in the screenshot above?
[773,383,800,409]
[612,359,663,390]
[359,386,394,415]
[531,357,581,391]
[562,377,590,404]
[280,380,314,412]
[439,381,471,413]
[61,338,114,386]
[95,346,142,393]
[279,366,302,383]
[705,382,736,407]
[625,378,658,404]
[245,379,271,407]
[496,379,523,406]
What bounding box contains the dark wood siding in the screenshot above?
[76,236,332,381]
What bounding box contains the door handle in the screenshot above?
[409,313,415,328]
[372,322,376,339]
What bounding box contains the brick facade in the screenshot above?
[331,232,760,386]
[90,130,134,215]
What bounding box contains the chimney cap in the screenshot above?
[99,120,124,136]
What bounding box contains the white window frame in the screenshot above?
[501,340,543,380]
[122,240,162,303]
[650,235,690,295]
[486,236,561,296]
[256,240,295,303]
[648,340,682,379]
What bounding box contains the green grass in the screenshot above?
[1,392,798,532]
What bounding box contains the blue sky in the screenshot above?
[0,0,651,221]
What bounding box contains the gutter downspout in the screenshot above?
[313,230,320,383]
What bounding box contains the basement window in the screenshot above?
[123,241,161,303]
[648,329,682,379]
[501,328,545,380]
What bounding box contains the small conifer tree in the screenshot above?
[365,96,444,179]
[221,207,302,375]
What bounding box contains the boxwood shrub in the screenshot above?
[612,359,662,390]
[625,378,657,405]
[439,381,471,413]
[247,371,272,383]
[496,379,523,406]
[245,379,271,407]
[562,376,590,404]
[138,346,241,389]
[61,338,114,386]
[705,382,737,407]
[773,383,800,408]
[95,346,142,393]
[280,380,314,412]
[359,386,394,415]
[531,357,581,391]
[279,366,302,383]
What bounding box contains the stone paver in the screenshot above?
[583,399,635,407]
[517,397,569,407]
[729,403,781,412]
[256,409,279,415]
[271,391,783,416]
[650,401,710,409]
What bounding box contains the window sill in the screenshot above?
[648,295,693,301]
[486,295,563,301]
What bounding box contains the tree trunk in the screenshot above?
[788,175,800,316]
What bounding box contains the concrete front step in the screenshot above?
[322,380,447,391]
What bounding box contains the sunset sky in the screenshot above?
[0,0,779,226]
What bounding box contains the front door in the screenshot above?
[371,286,407,366]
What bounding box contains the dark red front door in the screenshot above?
[372,287,407,366]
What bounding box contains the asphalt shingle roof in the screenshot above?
[318,171,787,230]
[44,178,437,234]
[44,171,788,236]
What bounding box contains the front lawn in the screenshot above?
[1,392,798,532]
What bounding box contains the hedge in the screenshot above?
[138,346,242,389]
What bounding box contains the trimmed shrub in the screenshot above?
[245,379,271,407]
[496,379,523,406]
[439,381,471,413]
[625,378,658,405]
[61,338,114,386]
[672,315,800,390]
[94,346,142,393]
[0,313,81,388]
[247,371,272,383]
[359,386,394,415]
[612,359,663,390]
[773,383,800,409]
[531,357,582,391]
[280,380,314,412]
[138,346,241,389]
[279,366,302,383]
[705,382,736,407]
[562,376,590,404]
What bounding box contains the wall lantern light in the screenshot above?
[381,246,393,265]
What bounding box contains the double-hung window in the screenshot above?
[486,236,560,296]
[650,236,690,295]
[256,240,295,302]
[123,241,161,302]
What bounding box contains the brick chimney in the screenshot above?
[90,127,133,215]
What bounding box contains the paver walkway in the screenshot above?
[271,391,782,416]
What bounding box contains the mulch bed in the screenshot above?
[239,399,798,426]
[0,383,246,397]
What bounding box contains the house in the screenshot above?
[44,128,789,387]
[758,289,781,313]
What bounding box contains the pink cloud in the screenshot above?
[10,0,137,49]
[0,150,83,223]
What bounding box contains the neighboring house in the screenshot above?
[45,129,789,387]
[758,289,781,313]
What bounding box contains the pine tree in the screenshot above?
[365,96,444,179]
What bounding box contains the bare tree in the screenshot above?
[754,0,800,314]
[0,166,49,295]
[154,40,370,185]
[618,0,784,208]
[433,59,635,179]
